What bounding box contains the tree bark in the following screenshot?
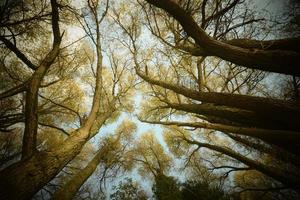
[51,147,108,200]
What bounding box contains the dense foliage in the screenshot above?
[0,0,299,199]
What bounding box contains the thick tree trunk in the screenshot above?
[52,118,122,200]
[21,0,61,160]
[0,130,88,200]
[0,0,113,199]
[22,44,60,160]
[0,22,109,198]
[0,111,112,200]
[51,148,107,200]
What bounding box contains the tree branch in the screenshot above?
[138,118,300,155]
[145,0,300,76]
[22,0,62,160]
[38,122,69,136]
[0,36,37,70]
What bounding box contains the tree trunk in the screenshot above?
[0,25,109,198]
[51,148,107,200]
[22,44,60,160]
[0,130,88,200]
[0,111,112,200]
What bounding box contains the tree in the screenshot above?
[128,131,182,200]
[110,178,148,200]
[234,170,300,200]
[0,0,135,199]
[164,127,300,192]
[51,120,136,200]
[108,0,300,192]
[143,0,300,76]
[0,0,299,199]
[153,174,181,200]
[130,132,172,178]
[181,180,231,200]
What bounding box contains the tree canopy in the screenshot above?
[0,0,299,199]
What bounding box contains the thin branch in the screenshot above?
[38,122,69,136]
[0,36,37,70]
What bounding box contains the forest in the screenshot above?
[0,0,300,199]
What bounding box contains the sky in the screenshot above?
[254,0,285,11]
